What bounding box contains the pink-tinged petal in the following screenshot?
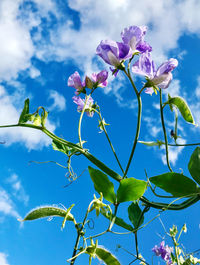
[145,87,154,95]
[72,95,94,117]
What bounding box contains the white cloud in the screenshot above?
[48,90,66,112]
[0,0,34,82]
[0,253,10,265]
[0,85,55,150]
[6,174,29,205]
[0,188,21,220]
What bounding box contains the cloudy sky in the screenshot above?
[1,0,200,264]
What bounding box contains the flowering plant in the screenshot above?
[1,25,200,264]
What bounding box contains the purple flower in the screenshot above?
[68,71,85,95]
[86,70,108,88]
[96,40,131,66]
[132,52,178,94]
[121,25,152,53]
[72,95,94,117]
[152,241,173,265]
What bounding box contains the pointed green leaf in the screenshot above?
[96,247,121,265]
[168,96,194,124]
[86,246,121,265]
[117,178,147,203]
[23,206,74,221]
[188,147,200,185]
[18,98,30,123]
[128,201,144,228]
[150,173,199,197]
[88,167,116,203]
[100,208,133,231]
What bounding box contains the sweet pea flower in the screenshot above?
[121,25,152,53]
[68,71,85,95]
[132,52,178,94]
[96,40,131,67]
[152,241,173,265]
[72,95,94,117]
[85,70,108,88]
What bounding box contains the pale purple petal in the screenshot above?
[156,58,178,76]
[152,241,173,264]
[72,95,94,117]
[96,40,131,66]
[121,26,147,50]
[137,41,152,53]
[132,52,155,78]
[156,72,172,89]
[96,70,108,83]
[96,40,120,65]
[68,71,83,90]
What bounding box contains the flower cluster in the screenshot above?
[96,25,178,94]
[68,70,108,117]
[152,241,173,265]
[96,26,152,67]
[68,25,178,115]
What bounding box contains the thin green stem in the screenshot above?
[70,234,81,265]
[159,89,173,172]
[97,108,124,174]
[172,236,180,265]
[78,95,90,147]
[108,203,119,230]
[70,199,95,265]
[123,69,142,177]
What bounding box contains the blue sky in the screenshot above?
[1,0,200,264]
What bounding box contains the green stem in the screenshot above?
[78,95,90,147]
[123,69,142,177]
[70,233,81,265]
[159,89,173,172]
[172,236,180,265]
[0,124,122,182]
[70,199,94,264]
[97,108,125,175]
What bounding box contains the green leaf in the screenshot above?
[128,201,144,228]
[52,140,70,155]
[117,178,147,203]
[150,173,199,197]
[22,206,74,221]
[18,98,30,123]
[86,246,121,265]
[168,96,195,124]
[88,167,116,203]
[188,147,200,185]
[100,208,133,231]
